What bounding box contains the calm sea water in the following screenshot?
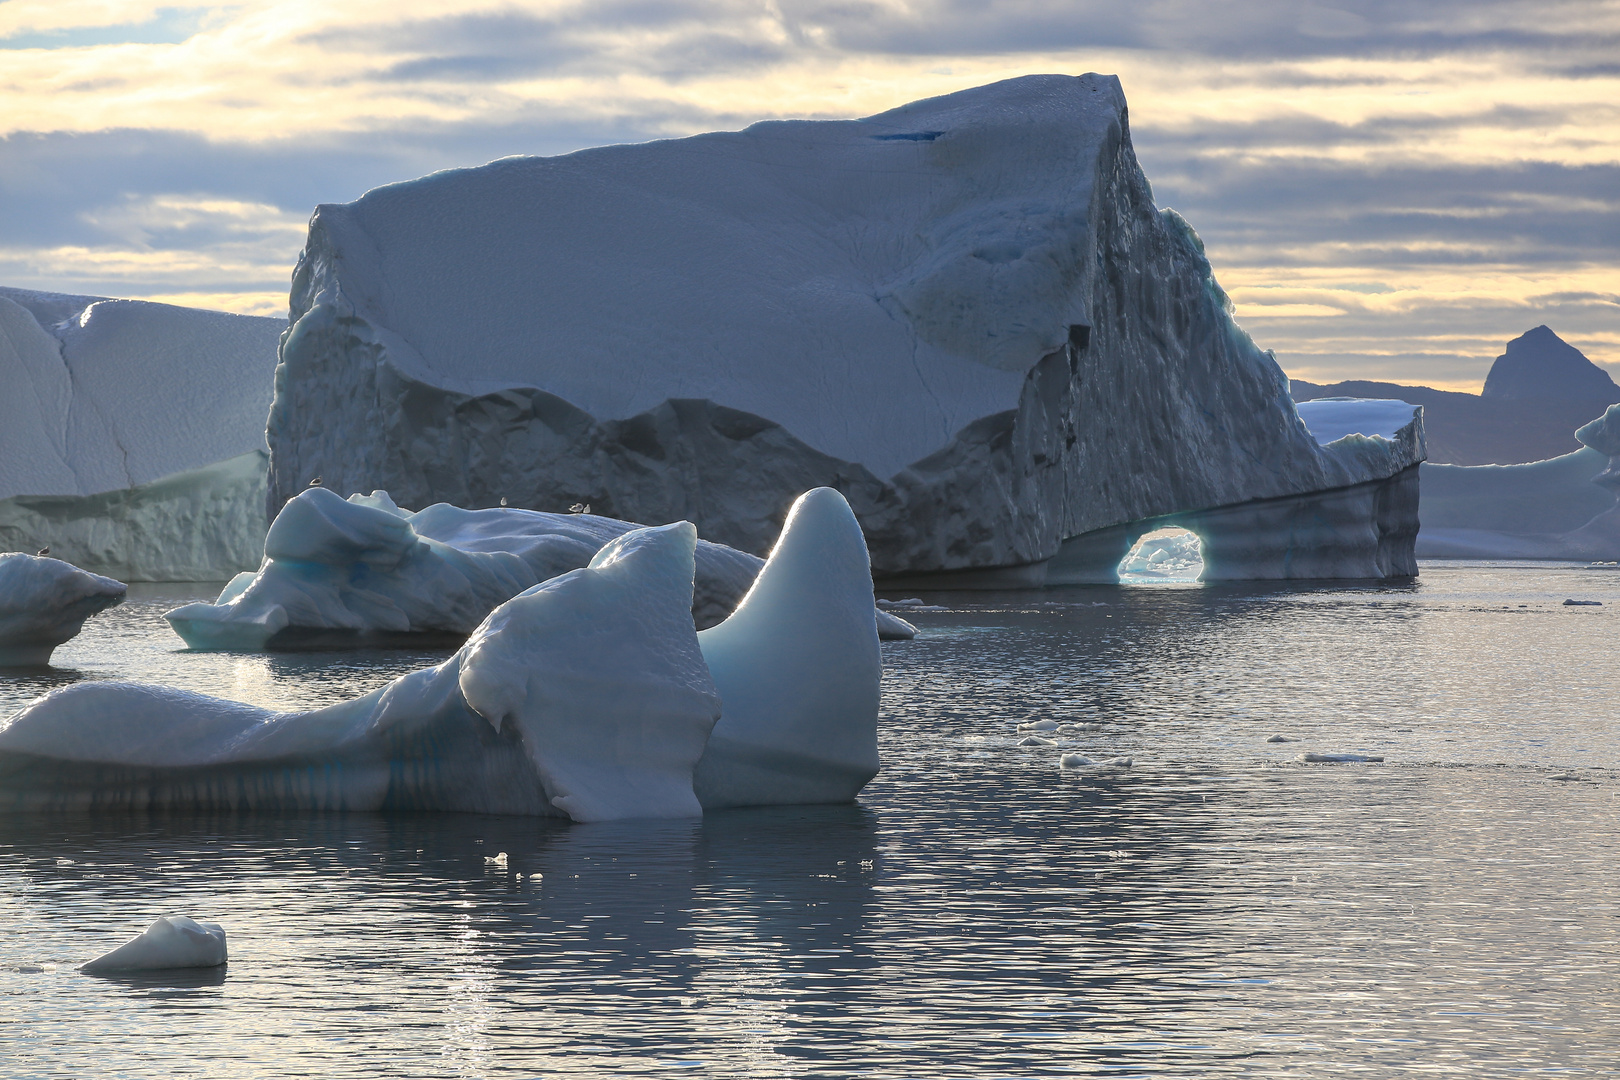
[2,564,1616,1078]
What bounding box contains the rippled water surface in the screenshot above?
[2,565,1617,1077]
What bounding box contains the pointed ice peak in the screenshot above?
[693,487,881,809]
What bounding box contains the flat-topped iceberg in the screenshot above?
[0,286,281,580]
[268,74,1422,582]
[0,553,126,666]
[165,485,913,649]
[0,489,883,821]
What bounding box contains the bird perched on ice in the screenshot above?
[308,477,323,487]
[569,503,591,514]
[36,547,48,556]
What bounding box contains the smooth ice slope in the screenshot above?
[0,288,283,500]
[80,916,227,975]
[693,488,881,809]
[0,523,722,820]
[165,486,912,648]
[0,553,126,665]
[268,75,1422,578]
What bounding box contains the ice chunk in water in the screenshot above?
[0,553,125,666]
[80,916,227,974]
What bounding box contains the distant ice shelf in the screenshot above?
[0,490,883,820]
[1418,403,1620,560]
[0,285,282,580]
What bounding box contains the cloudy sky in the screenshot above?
[1,0,1615,388]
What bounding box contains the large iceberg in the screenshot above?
[0,490,883,820]
[0,287,282,579]
[164,485,914,648]
[0,553,126,666]
[266,74,1422,583]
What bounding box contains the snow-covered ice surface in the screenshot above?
[80,916,227,974]
[165,486,912,649]
[1295,398,1422,445]
[1,490,882,819]
[0,288,282,500]
[0,553,126,666]
[268,75,1421,579]
[693,488,881,809]
[1420,404,1620,560]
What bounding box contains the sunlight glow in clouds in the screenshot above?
[1,0,1616,387]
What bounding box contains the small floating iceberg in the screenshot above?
[164,487,914,649]
[0,553,126,666]
[0,489,883,822]
[1060,754,1133,770]
[80,916,227,975]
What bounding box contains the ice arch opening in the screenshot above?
[1117,527,1204,583]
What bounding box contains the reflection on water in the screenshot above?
[2,566,1618,1076]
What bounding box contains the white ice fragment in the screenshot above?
[692,488,880,809]
[1019,736,1056,747]
[79,916,227,975]
[874,608,918,640]
[1061,754,1133,770]
[1266,735,1301,743]
[0,553,126,666]
[875,598,926,609]
[1018,719,1060,732]
[484,852,509,867]
[1300,752,1384,763]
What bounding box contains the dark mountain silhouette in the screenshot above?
[1293,328,1618,465]
[1482,325,1619,401]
